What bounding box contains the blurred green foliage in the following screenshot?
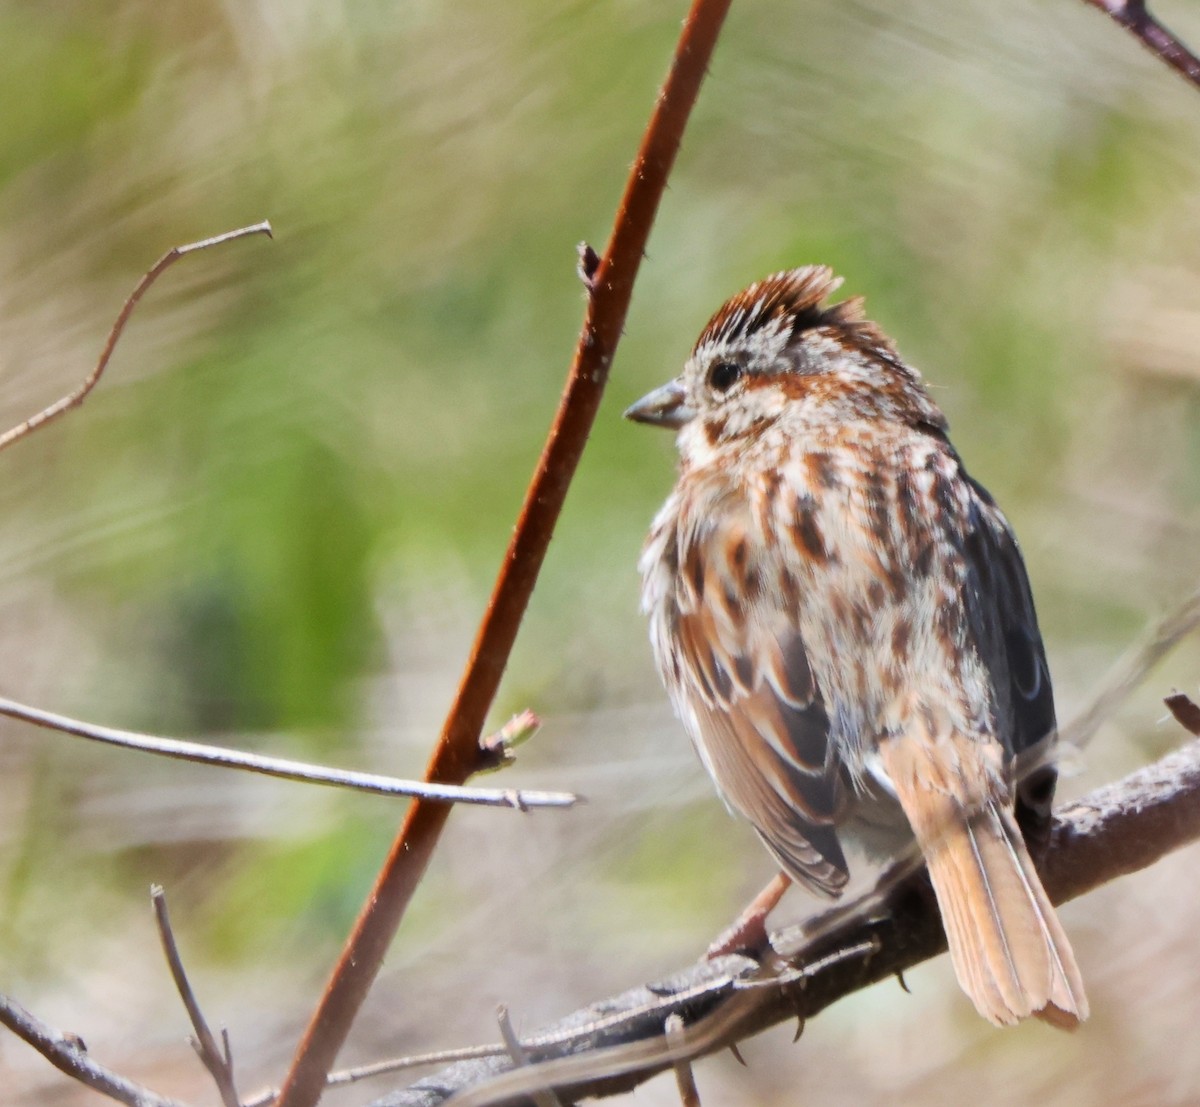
[3,3,1200,1102]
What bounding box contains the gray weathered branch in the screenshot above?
[0,993,187,1107]
[369,737,1200,1107]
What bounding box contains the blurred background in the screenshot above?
[1,1,1199,1103]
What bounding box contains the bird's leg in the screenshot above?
[706,871,791,959]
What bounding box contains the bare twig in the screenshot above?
[0,221,272,455]
[243,1047,514,1107]
[272,4,733,1105]
[152,888,240,1107]
[369,735,1200,1106]
[1080,0,1200,89]
[496,1007,561,1107]
[1060,585,1200,750]
[0,695,576,810]
[0,992,187,1107]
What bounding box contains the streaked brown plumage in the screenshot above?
[628,266,1086,1028]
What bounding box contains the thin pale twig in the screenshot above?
[1060,585,1200,751]
[272,4,733,1105]
[0,221,272,455]
[152,887,240,1107]
[1080,0,1200,89]
[0,694,577,810]
[324,1045,507,1086]
[242,1045,512,1107]
[0,991,186,1107]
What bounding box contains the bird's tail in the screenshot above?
[880,735,1088,1028]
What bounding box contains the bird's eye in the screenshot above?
[708,360,742,392]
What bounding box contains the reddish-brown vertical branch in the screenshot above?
[1080,0,1200,88]
[273,4,734,1105]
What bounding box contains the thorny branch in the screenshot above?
[369,731,1200,1107]
[1080,0,1200,88]
[273,4,734,1105]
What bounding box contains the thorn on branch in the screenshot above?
[727,1042,747,1067]
[576,242,601,289]
[1165,692,1200,736]
[496,1005,562,1107]
[895,969,911,994]
[665,1014,702,1107]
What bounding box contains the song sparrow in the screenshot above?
[627,266,1087,1028]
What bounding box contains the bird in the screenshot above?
[626,265,1087,1028]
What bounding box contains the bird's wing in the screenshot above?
[666,510,848,896]
[958,473,1058,825]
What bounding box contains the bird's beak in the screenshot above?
[624,380,695,429]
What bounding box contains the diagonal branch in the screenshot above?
[0,993,187,1107]
[271,4,734,1105]
[368,733,1200,1107]
[1080,0,1200,89]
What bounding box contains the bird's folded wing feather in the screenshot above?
[959,476,1058,821]
[670,514,848,896]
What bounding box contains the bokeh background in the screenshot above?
[2,1,1200,1103]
